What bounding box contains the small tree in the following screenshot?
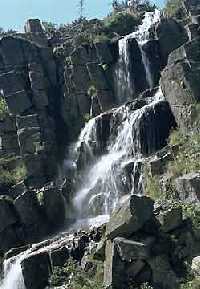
[78,0,85,19]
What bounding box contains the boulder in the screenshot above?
[16,114,39,130]
[0,196,18,233]
[0,116,17,134]
[149,255,179,289]
[14,191,48,240]
[50,246,69,267]
[157,206,183,232]
[1,133,20,154]
[6,90,32,115]
[161,38,200,131]
[22,251,51,289]
[24,19,44,34]
[156,18,188,65]
[114,237,154,261]
[175,172,200,202]
[17,127,41,155]
[43,187,66,228]
[106,195,154,240]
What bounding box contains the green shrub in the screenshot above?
[93,33,110,43]
[104,11,141,36]
[0,162,27,186]
[164,0,183,18]
[84,113,91,122]
[0,98,8,119]
[50,258,103,289]
[88,85,97,98]
[144,165,164,200]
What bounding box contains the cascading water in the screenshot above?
[73,88,164,223]
[115,9,160,103]
[0,253,27,289]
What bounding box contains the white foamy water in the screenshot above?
[0,253,27,289]
[73,89,164,219]
[115,9,160,103]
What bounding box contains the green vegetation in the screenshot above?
[88,85,98,98]
[168,130,200,178]
[182,203,200,229]
[42,1,157,47]
[0,157,27,187]
[83,113,91,122]
[50,258,104,289]
[180,278,200,289]
[144,168,163,200]
[0,98,9,120]
[191,103,200,127]
[164,0,182,17]
[104,11,141,36]
[145,129,200,201]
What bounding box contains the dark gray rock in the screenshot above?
[16,114,39,130]
[114,237,154,261]
[0,196,18,233]
[175,172,200,202]
[17,127,41,155]
[24,19,44,34]
[106,195,154,240]
[157,207,183,232]
[43,187,66,228]
[156,18,188,65]
[14,191,48,240]
[149,255,179,289]
[50,246,69,266]
[22,251,51,289]
[161,38,200,131]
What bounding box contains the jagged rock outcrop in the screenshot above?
[102,198,200,289]
[155,18,188,65]
[175,172,200,202]
[161,37,200,132]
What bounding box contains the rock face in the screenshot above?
[106,195,154,239]
[161,37,200,131]
[22,251,51,289]
[175,172,200,202]
[103,201,199,289]
[0,35,60,188]
[59,42,116,140]
[156,18,188,65]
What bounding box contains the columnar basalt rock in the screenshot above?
[161,37,200,131]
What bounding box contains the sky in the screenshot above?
[0,0,164,32]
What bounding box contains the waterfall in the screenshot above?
[73,88,164,223]
[115,9,160,103]
[0,253,27,289]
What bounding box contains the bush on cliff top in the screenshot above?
[104,11,141,36]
